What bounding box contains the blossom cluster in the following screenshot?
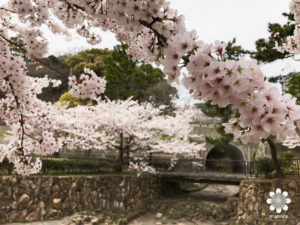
[0,35,65,174]
[275,0,300,53]
[276,0,300,53]
[0,0,300,174]
[68,68,106,100]
[57,98,206,173]
[224,84,300,143]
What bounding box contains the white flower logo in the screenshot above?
[266,188,291,213]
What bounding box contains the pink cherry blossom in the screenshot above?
[0,0,300,174]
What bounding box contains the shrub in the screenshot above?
[254,151,295,175]
[0,157,120,175]
[254,158,274,176]
[58,92,93,108]
[39,157,118,174]
[278,151,295,172]
[0,158,14,175]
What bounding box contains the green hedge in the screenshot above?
[0,158,14,175]
[0,157,121,175]
[254,158,274,175]
[254,151,295,176]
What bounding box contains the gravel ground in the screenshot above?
[5,215,216,225]
[129,213,216,225]
[5,219,67,225]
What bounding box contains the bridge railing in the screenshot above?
[205,159,249,175]
[282,158,300,175]
[250,158,300,176]
[205,158,300,176]
[151,158,300,176]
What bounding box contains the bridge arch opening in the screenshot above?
[205,144,247,173]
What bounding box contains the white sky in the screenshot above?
[44,0,298,104]
[48,0,291,54]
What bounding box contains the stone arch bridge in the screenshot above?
[158,142,260,185]
[156,126,273,184]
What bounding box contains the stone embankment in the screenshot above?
[237,178,300,224]
[0,175,159,223]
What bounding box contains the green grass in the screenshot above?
[113,211,125,222]
[0,126,9,139]
[0,157,121,176]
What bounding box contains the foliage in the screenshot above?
[57,99,205,174]
[195,39,245,146]
[254,151,295,175]
[0,158,14,175]
[9,37,27,59]
[27,55,70,102]
[194,39,248,146]
[0,157,120,175]
[0,54,69,102]
[224,38,252,60]
[278,151,295,170]
[1,0,300,176]
[198,101,236,145]
[251,13,294,63]
[0,126,9,138]
[58,92,93,108]
[251,13,298,99]
[148,157,170,171]
[64,48,110,75]
[64,44,178,107]
[158,134,174,141]
[286,72,300,104]
[143,80,178,111]
[40,158,118,174]
[254,158,274,175]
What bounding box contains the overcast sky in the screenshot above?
[48,0,291,54]
[45,0,297,104]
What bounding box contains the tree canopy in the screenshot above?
[249,13,300,104]
[197,39,245,146]
[1,0,300,177]
[26,55,69,102]
[251,13,295,63]
[64,44,178,107]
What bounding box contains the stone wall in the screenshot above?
[0,175,159,223]
[237,178,300,224]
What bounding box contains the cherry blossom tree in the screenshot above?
[0,0,300,176]
[57,98,205,173]
[273,0,300,151]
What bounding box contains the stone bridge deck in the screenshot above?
[158,171,252,184]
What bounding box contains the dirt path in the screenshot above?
[129,213,215,225]
[5,219,67,225]
[6,215,216,225]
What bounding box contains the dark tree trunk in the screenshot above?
[126,145,130,167]
[118,132,124,172]
[149,153,153,165]
[125,136,132,168]
[267,138,283,177]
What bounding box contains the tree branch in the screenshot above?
[0,34,67,77]
[267,137,283,177]
[63,0,85,12]
[139,19,168,47]
[6,78,26,156]
[0,7,16,14]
